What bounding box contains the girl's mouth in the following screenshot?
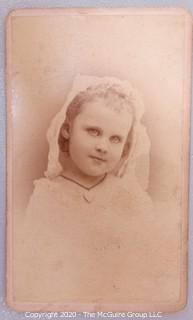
[89,155,107,162]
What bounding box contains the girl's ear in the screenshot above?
[61,122,70,139]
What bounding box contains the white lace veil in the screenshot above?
[44,74,150,191]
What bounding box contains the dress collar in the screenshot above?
[59,173,107,191]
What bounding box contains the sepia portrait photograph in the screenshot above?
[6,8,192,313]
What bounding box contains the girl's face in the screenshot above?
[63,99,132,177]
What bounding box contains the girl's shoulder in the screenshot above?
[26,176,69,209]
[25,176,71,220]
[32,176,68,194]
[110,175,154,218]
[109,174,151,201]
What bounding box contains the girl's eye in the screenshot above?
[87,128,100,136]
[110,136,122,144]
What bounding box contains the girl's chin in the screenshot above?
[82,170,107,178]
[80,167,108,178]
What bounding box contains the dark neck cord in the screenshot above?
[60,173,107,191]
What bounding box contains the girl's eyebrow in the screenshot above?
[84,124,103,131]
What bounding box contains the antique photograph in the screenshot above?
[6,8,192,312]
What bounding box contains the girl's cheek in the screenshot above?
[83,137,96,149]
[112,143,124,153]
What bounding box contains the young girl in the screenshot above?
[15,75,160,307]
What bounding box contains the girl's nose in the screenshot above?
[95,139,108,154]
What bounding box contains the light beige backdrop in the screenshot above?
[8,9,190,211]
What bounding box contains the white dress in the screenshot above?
[14,173,168,304]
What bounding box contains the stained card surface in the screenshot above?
[6,8,192,312]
